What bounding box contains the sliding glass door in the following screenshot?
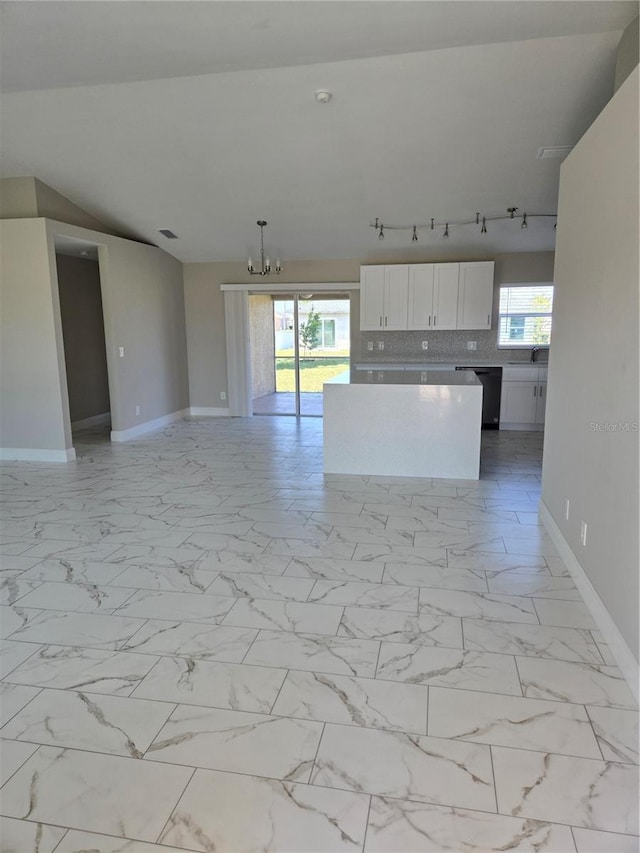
[250,292,350,417]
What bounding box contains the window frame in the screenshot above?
[497,282,554,349]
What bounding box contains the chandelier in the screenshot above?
[248,220,282,276]
[371,207,557,241]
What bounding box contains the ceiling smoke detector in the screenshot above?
[314,90,332,104]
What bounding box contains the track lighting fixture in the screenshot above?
[369,206,557,241]
[248,220,281,276]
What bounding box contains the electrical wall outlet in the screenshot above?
[467,341,477,351]
[367,341,374,351]
[421,341,428,350]
[377,341,384,350]
[135,405,140,416]
[119,346,125,358]
[220,391,226,401]
[565,499,570,520]
[580,520,587,546]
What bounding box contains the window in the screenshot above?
[498,284,553,348]
[320,318,336,348]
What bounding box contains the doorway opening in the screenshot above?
[55,242,111,439]
[250,292,350,417]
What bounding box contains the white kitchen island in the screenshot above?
[323,369,482,479]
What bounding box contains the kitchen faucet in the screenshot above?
[530,347,540,363]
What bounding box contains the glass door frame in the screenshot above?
[221,282,357,419]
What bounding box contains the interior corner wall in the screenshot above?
[56,254,111,423]
[0,219,72,454]
[34,179,118,236]
[0,177,39,220]
[84,227,190,432]
[541,68,639,662]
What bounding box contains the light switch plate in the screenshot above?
[367,341,374,351]
[467,341,477,351]
[421,341,428,350]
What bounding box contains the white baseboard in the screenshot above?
[189,407,230,417]
[0,447,76,463]
[110,409,189,442]
[539,499,639,702]
[71,412,111,430]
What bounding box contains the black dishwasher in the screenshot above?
[455,366,502,429]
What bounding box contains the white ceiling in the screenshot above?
[1,1,637,263]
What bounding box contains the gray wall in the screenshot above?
[0,217,190,454]
[0,219,72,453]
[249,295,276,399]
[88,224,189,431]
[0,177,113,235]
[614,15,639,93]
[541,68,639,662]
[56,254,111,424]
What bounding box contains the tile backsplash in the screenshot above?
[356,328,549,365]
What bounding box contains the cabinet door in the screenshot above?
[407,264,434,330]
[360,266,385,330]
[501,381,537,423]
[535,381,547,424]
[384,265,409,330]
[457,261,494,329]
[433,264,459,329]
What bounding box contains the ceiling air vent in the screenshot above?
[158,229,178,239]
[536,146,573,160]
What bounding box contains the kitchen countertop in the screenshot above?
[355,361,548,370]
[339,368,481,386]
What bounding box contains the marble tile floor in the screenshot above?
[0,418,638,853]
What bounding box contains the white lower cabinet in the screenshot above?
[500,367,548,429]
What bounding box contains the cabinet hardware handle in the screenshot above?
[434,316,437,326]
[534,386,537,397]
[428,316,431,327]
[379,317,382,327]
[487,314,490,325]
[540,385,544,398]
[384,316,388,326]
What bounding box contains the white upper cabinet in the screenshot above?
[456,261,495,330]
[359,265,386,330]
[360,261,494,331]
[432,263,460,330]
[384,265,410,329]
[360,265,408,330]
[407,264,434,330]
